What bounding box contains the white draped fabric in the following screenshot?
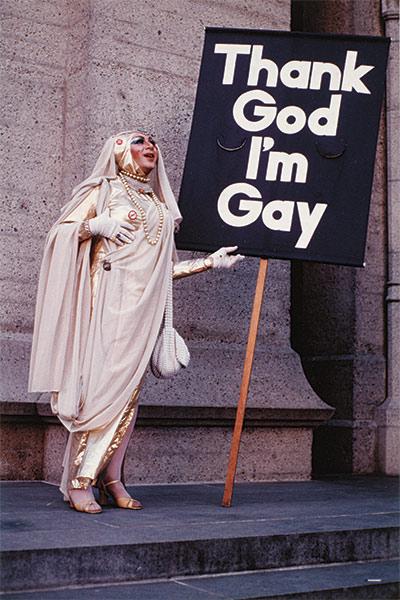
[28,131,182,492]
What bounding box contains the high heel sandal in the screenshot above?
[68,492,102,514]
[98,479,143,510]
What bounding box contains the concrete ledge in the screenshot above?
[1,400,334,428]
[0,400,334,484]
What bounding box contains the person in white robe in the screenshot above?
[29,130,243,513]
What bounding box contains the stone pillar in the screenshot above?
[376,0,400,475]
[291,0,388,475]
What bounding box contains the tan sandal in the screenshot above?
[68,494,102,514]
[98,479,143,510]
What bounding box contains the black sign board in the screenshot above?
[176,28,389,266]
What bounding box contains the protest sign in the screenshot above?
[176,28,389,266]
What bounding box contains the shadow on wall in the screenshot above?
[290,261,355,475]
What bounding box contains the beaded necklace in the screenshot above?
[118,172,164,246]
[119,169,149,184]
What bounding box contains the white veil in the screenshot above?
[59,130,182,226]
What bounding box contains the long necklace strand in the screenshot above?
[118,173,164,246]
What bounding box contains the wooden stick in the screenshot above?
[221,258,269,508]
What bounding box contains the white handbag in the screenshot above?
[151,269,190,379]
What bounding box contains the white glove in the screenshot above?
[208,246,244,269]
[88,213,135,247]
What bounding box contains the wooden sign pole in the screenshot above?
[221,258,269,508]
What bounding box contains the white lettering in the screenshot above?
[247,45,279,87]
[263,137,275,151]
[217,184,328,248]
[276,106,307,134]
[234,91,341,136]
[214,43,252,85]
[233,90,277,132]
[262,201,295,231]
[342,50,373,94]
[266,151,308,183]
[310,62,342,91]
[246,136,262,180]
[214,45,373,93]
[308,94,342,136]
[217,183,263,227]
[296,202,328,248]
[280,61,311,89]
[246,136,275,179]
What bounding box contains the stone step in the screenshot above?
[2,522,398,593]
[1,478,399,594]
[1,559,399,599]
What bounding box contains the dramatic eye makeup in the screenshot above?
[130,135,157,146]
[131,136,144,145]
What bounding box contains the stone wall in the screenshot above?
[2,0,393,485]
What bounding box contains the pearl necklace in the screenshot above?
[119,169,150,183]
[118,173,164,246]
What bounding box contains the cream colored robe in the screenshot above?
[28,131,194,494]
[30,174,209,494]
[30,178,174,430]
[29,174,174,492]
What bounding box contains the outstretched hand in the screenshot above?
[208,246,245,269]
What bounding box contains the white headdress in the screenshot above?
[59,130,182,226]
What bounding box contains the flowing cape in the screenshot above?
[29,132,181,433]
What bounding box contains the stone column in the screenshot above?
[290,0,389,475]
[376,0,400,475]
